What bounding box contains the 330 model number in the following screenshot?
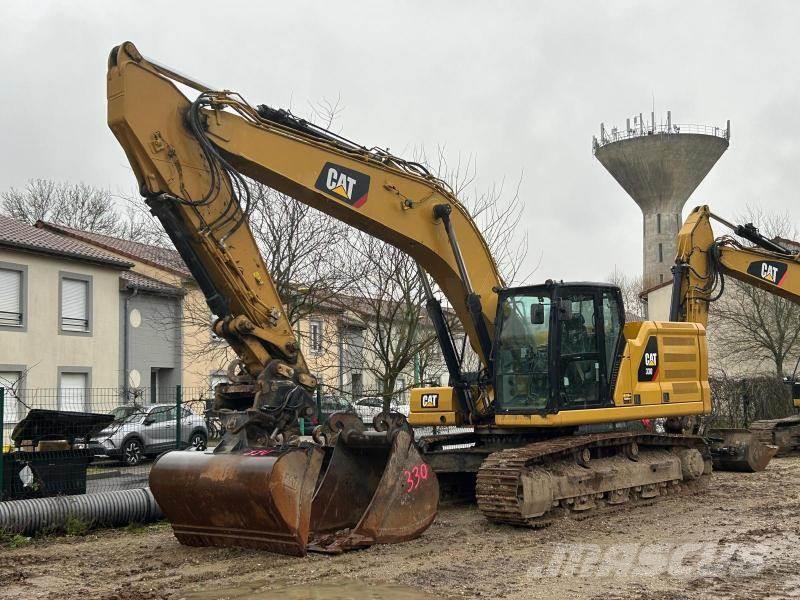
[403,463,430,493]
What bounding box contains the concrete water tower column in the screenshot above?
[593,113,729,288]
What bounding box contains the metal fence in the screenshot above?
[0,384,471,502]
[0,386,217,501]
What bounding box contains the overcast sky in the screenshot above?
[1,1,798,283]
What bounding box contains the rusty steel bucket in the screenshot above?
[709,428,778,472]
[309,428,438,553]
[150,428,438,556]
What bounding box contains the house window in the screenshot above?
[309,319,323,354]
[0,264,25,329]
[656,213,661,234]
[350,373,363,399]
[60,273,91,334]
[0,370,22,423]
[59,371,88,412]
[658,243,664,263]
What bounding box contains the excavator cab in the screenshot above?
[494,282,624,415]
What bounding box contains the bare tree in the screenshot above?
[709,206,800,378]
[607,266,647,319]
[419,148,533,283]
[115,199,172,246]
[249,182,358,326]
[343,235,439,413]
[327,148,531,412]
[1,179,119,234]
[1,179,171,248]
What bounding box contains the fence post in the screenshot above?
[0,387,4,498]
[175,385,182,450]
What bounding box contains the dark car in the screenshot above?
[302,395,357,431]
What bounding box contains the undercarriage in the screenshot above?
[419,426,773,527]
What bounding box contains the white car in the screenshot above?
[353,396,410,425]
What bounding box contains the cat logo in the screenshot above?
[314,162,370,207]
[747,260,788,287]
[420,393,439,409]
[637,336,659,382]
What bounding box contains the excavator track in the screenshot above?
[475,432,710,527]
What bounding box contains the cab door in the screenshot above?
[554,288,606,410]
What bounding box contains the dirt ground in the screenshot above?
[2,457,800,600]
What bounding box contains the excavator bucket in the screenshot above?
[150,446,325,556]
[309,428,439,553]
[150,427,438,556]
[708,428,778,472]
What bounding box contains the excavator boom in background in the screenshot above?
[107,42,799,557]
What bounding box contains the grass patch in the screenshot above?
[64,515,91,537]
[124,521,146,534]
[0,530,31,548]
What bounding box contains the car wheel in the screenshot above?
[122,438,144,466]
[190,432,207,451]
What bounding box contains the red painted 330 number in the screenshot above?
[403,463,429,493]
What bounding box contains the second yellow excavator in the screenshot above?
[106,42,799,556]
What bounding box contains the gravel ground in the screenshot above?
[2,457,800,600]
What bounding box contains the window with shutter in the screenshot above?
[0,268,22,327]
[59,372,87,412]
[61,277,89,332]
[0,371,21,423]
[309,319,323,354]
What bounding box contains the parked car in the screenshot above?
[352,396,410,424]
[303,395,357,430]
[89,403,208,466]
[352,396,384,423]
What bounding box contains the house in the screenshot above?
[300,294,450,403]
[36,221,224,397]
[0,215,130,401]
[6,217,451,419]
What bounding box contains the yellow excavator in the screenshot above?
[106,42,800,556]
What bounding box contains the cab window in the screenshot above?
[495,294,551,411]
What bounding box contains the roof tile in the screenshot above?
[121,271,185,296]
[36,221,191,277]
[0,215,133,268]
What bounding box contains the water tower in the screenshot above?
[593,112,730,288]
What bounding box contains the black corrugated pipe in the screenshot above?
[0,488,163,536]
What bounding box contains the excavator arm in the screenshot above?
[107,42,502,430]
[671,205,800,326]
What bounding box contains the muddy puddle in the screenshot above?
[183,579,442,600]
